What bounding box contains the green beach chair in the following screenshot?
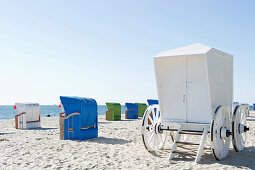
[136,103,147,117]
[106,103,121,121]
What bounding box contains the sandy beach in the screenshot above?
[0,113,254,170]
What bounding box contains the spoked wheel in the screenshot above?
[232,105,249,152]
[141,104,167,151]
[211,106,231,160]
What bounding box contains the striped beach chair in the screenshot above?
[14,103,41,129]
[106,102,121,121]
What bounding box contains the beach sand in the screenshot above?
[0,113,254,170]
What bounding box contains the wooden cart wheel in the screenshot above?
[232,105,249,152]
[211,106,231,160]
[141,104,167,151]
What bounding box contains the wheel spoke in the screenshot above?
[154,134,158,150]
[152,134,156,150]
[243,133,246,144]
[152,109,156,120]
[148,114,154,125]
[146,129,153,135]
[216,137,223,156]
[240,133,244,144]
[221,111,225,126]
[157,134,162,144]
[148,133,155,144]
[241,112,246,124]
[240,111,243,123]
[156,109,159,121]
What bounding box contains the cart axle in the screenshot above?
[244,126,249,132]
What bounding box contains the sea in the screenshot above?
[0,105,126,120]
[0,105,253,120]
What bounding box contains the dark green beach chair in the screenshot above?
[106,103,121,121]
[136,103,147,117]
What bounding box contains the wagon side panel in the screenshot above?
[206,49,233,119]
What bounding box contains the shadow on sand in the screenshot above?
[148,151,165,158]
[147,146,255,169]
[98,121,112,124]
[100,119,140,122]
[24,128,58,131]
[119,119,141,122]
[0,132,15,135]
[82,137,131,145]
[199,146,255,169]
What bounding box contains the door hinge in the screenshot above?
[183,95,186,102]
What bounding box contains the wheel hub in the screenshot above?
[220,127,232,139]
[155,123,163,134]
[239,124,249,133]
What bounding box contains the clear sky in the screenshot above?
[0,0,254,105]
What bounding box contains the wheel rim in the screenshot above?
[141,105,167,151]
[211,106,231,160]
[232,105,247,152]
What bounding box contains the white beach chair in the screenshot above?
[14,103,41,129]
[241,104,250,117]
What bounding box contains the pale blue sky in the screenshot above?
[0,1,254,105]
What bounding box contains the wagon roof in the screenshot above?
[155,43,231,58]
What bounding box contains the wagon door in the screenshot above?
[186,55,211,123]
[154,56,187,122]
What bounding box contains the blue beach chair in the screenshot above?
[59,96,98,140]
[147,99,159,106]
[125,103,138,119]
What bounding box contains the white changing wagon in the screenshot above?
[14,103,41,129]
[141,44,249,162]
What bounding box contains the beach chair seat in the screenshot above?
[125,103,138,119]
[14,103,41,129]
[106,103,121,121]
[59,96,98,140]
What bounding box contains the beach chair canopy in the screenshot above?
[60,96,97,128]
[125,103,138,110]
[147,99,158,106]
[106,102,121,120]
[106,103,121,113]
[15,103,40,122]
